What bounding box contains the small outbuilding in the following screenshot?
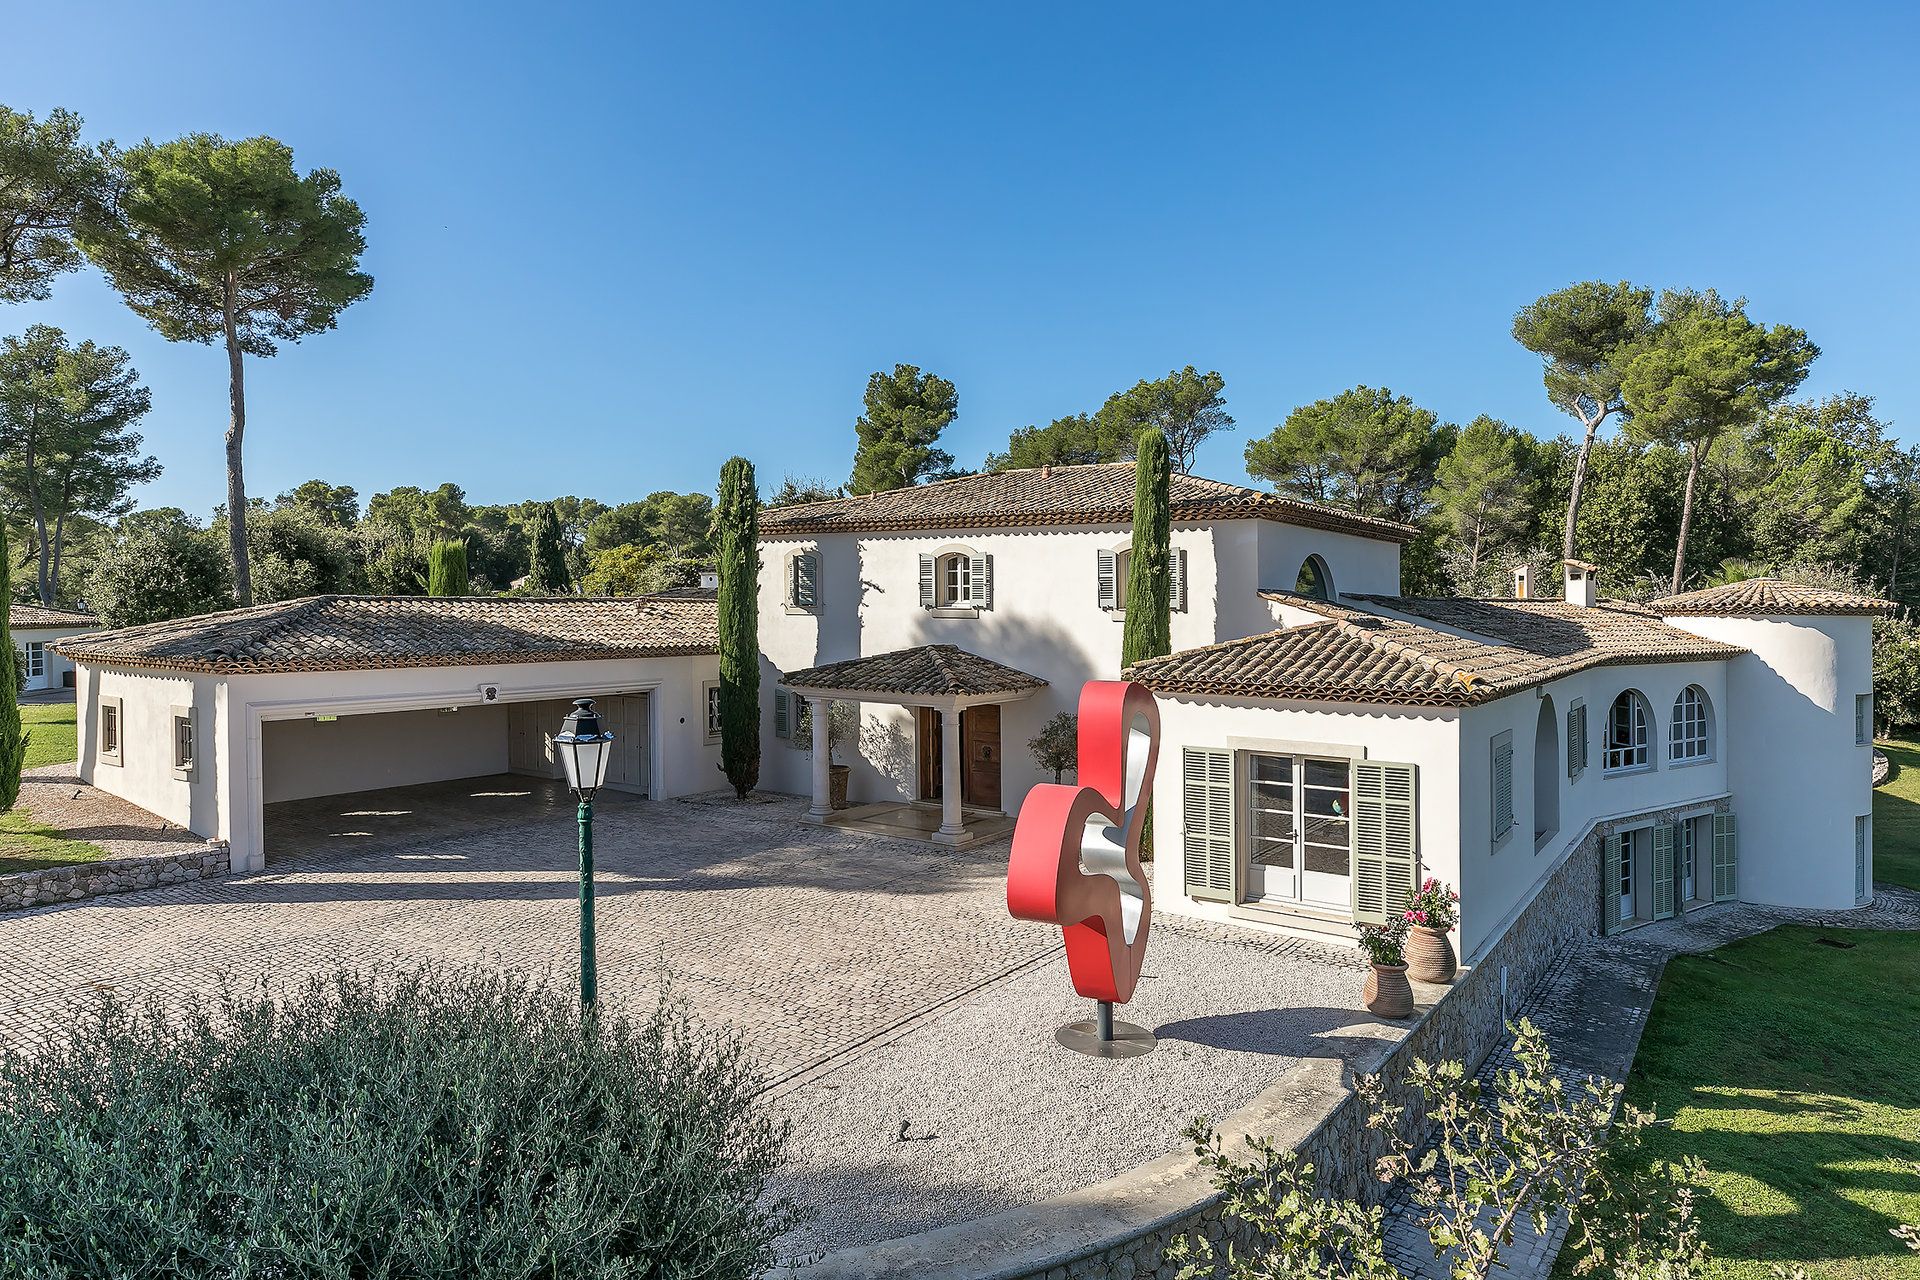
[57,593,722,871]
[10,603,100,691]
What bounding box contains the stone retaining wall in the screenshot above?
[0,845,230,912]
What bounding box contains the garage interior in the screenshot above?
[260,692,653,864]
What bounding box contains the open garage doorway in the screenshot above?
[260,692,653,865]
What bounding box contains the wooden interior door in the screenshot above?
[962,705,1001,811]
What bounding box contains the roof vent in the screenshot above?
[1563,559,1599,608]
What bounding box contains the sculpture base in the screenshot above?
[1054,1018,1157,1059]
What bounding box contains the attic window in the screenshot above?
[1295,556,1333,601]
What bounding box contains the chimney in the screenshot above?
[1512,564,1531,599]
[1040,463,1053,480]
[699,570,719,590]
[1563,559,1598,608]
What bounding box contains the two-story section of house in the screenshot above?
[755,462,1416,844]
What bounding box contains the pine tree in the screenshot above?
[716,457,761,798]
[1122,429,1173,669]
[426,539,469,596]
[0,521,25,811]
[527,503,571,593]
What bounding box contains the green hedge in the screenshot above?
[0,968,797,1278]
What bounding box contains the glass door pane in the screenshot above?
[1246,754,1296,903]
[1299,758,1352,908]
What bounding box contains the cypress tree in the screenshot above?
[1121,428,1173,669]
[426,539,469,596]
[716,457,761,798]
[527,503,571,593]
[0,521,24,811]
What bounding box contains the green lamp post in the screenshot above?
[554,698,615,1015]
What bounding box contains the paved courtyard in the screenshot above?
[0,778,1055,1082]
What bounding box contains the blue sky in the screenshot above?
[5,2,1917,514]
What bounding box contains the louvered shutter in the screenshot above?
[792,552,819,608]
[1712,812,1737,902]
[773,690,790,739]
[1170,548,1188,613]
[1568,704,1586,777]
[1652,823,1675,920]
[1352,761,1417,924]
[1856,815,1870,902]
[972,553,992,609]
[1603,833,1623,934]
[1492,736,1514,841]
[919,554,936,608]
[1097,549,1118,609]
[1181,749,1234,901]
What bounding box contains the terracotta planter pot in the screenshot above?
[828,764,851,810]
[1363,962,1415,1019]
[1405,925,1457,984]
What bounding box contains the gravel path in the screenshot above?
[15,765,209,861]
[767,917,1374,1258]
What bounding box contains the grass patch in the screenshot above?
[1875,737,1920,892]
[0,810,108,875]
[1577,927,1920,1278]
[21,701,76,771]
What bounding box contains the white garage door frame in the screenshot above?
[241,676,665,870]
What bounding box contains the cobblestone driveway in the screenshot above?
[0,779,1052,1082]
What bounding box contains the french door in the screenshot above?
[1246,753,1353,910]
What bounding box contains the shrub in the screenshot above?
[0,967,799,1279]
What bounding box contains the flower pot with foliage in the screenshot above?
[1356,916,1414,1019]
[828,763,850,810]
[1403,877,1460,984]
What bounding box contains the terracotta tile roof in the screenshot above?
[758,462,1418,543]
[9,603,98,629]
[1127,595,1743,707]
[53,594,718,675]
[1649,577,1899,617]
[782,644,1047,699]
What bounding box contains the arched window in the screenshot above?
[937,551,972,606]
[1670,686,1712,763]
[1295,555,1333,601]
[1604,691,1651,772]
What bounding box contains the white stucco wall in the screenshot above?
[1146,692,1462,934]
[756,516,1406,813]
[1662,613,1873,909]
[1456,660,1730,956]
[79,652,720,873]
[16,625,95,690]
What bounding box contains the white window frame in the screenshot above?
[23,641,45,680]
[1490,729,1515,848]
[99,696,123,767]
[1603,690,1652,774]
[703,682,723,743]
[1669,685,1712,765]
[170,705,196,781]
[939,551,973,607]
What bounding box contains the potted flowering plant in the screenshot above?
[1356,915,1413,1018]
[1403,878,1460,984]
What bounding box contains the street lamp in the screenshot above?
[555,698,614,1014]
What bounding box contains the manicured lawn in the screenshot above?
[1875,738,1920,892]
[22,701,77,770]
[1588,927,1920,1278]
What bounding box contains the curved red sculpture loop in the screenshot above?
[1007,680,1160,1004]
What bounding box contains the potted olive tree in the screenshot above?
[1357,916,1414,1019]
[1404,878,1460,984]
[788,699,862,810]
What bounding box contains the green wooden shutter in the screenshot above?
[1568,704,1586,777]
[1353,760,1417,923]
[972,553,992,609]
[1171,548,1188,613]
[1652,823,1675,921]
[1492,735,1514,842]
[1603,833,1623,935]
[773,690,790,739]
[1181,749,1234,901]
[792,552,819,608]
[1712,812,1738,902]
[1096,549,1117,609]
[1856,815,1870,902]
[919,554,936,608]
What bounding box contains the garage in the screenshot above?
[58,594,722,872]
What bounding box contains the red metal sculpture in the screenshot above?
[1007,680,1160,1051]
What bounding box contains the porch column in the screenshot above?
[934,704,971,845]
[808,696,833,820]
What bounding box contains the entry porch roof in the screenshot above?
[781,644,1046,708]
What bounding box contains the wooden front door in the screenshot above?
[962,704,1001,811]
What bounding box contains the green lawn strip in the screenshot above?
[20,702,78,771]
[1584,927,1920,1279]
[1875,738,1920,892]
[0,810,110,875]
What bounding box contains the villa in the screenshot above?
[57,461,1889,965]
[10,603,99,692]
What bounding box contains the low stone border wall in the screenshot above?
[793,838,1603,1279]
[1874,749,1890,786]
[1,845,230,912]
